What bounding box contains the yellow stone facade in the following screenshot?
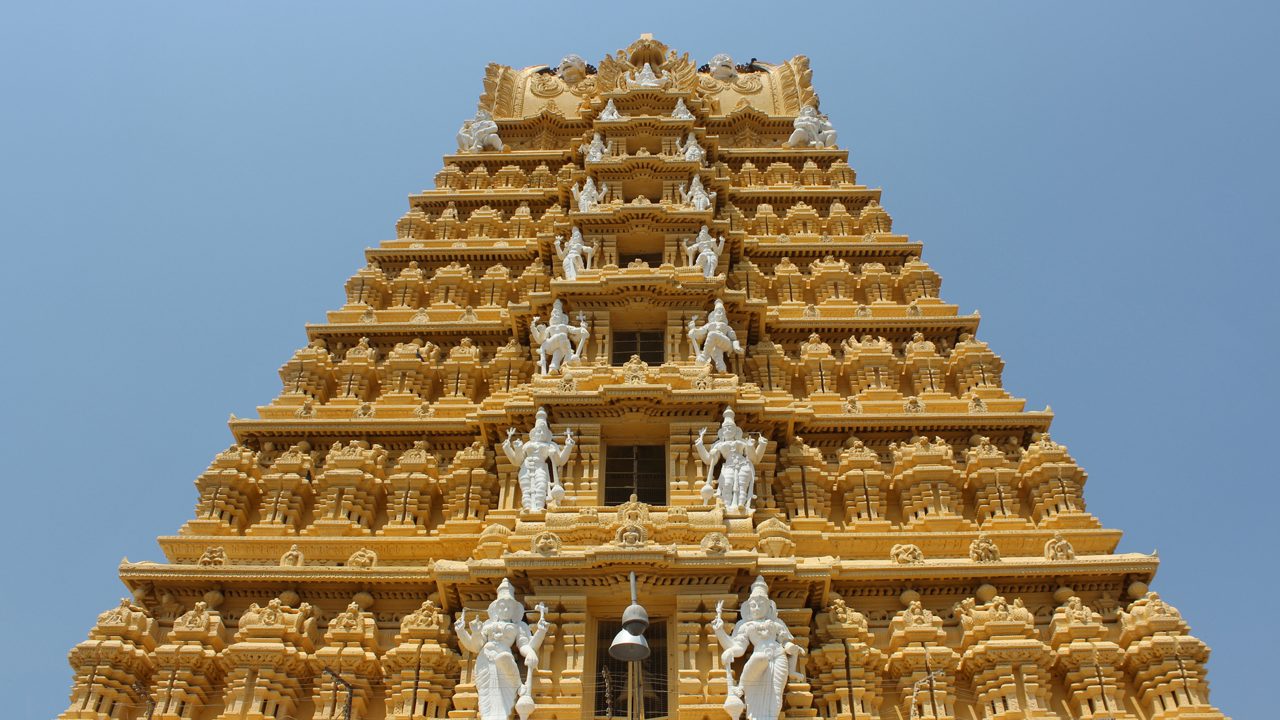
[61,36,1226,720]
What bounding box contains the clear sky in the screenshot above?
[2,2,1275,717]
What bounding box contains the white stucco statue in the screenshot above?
[712,576,805,720]
[571,177,608,213]
[694,407,768,514]
[784,105,838,149]
[455,578,550,720]
[683,224,725,278]
[678,175,716,212]
[687,299,742,372]
[579,132,609,163]
[672,98,694,120]
[554,226,597,280]
[626,62,669,89]
[599,99,627,121]
[456,109,504,153]
[501,407,576,513]
[675,132,706,164]
[708,53,739,82]
[555,54,588,85]
[530,299,589,374]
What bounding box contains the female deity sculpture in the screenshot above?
[599,99,627,121]
[553,226,596,280]
[711,576,805,720]
[678,175,716,212]
[501,407,576,513]
[455,578,550,720]
[687,299,743,372]
[625,62,669,89]
[783,105,838,149]
[675,132,706,164]
[672,98,694,120]
[694,407,768,514]
[579,132,610,163]
[571,176,608,213]
[683,224,725,278]
[456,109,505,153]
[529,299,590,374]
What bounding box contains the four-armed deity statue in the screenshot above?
[455,578,550,720]
[694,407,769,515]
[571,176,608,213]
[687,298,743,372]
[712,576,806,720]
[456,109,504,153]
[783,104,838,149]
[678,174,717,211]
[500,407,576,513]
[529,299,590,374]
[683,224,726,278]
[554,226,597,280]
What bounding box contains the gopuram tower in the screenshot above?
[61,36,1226,720]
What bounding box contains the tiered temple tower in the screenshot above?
[61,36,1226,720]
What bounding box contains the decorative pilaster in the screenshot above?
[311,602,382,719]
[1119,593,1224,719]
[383,600,461,719]
[61,599,159,720]
[216,598,318,720]
[150,602,226,719]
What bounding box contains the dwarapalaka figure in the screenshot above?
[501,407,575,513]
[530,299,589,374]
[694,407,768,514]
[687,298,742,372]
[455,578,550,720]
[683,224,725,278]
[712,576,805,720]
[554,226,596,280]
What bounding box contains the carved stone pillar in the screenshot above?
[674,593,736,720]
[834,440,890,531]
[1018,435,1101,529]
[522,594,586,719]
[808,598,883,720]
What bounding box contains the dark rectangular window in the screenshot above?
[612,331,665,365]
[604,445,666,505]
[594,619,668,720]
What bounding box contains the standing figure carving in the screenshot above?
[579,132,609,163]
[687,299,742,372]
[455,578,550,720]
[571,177,608,213]
[783,105,837,149]
[457,109,504,153]
[678,175,717,211]
[501,407,575,513]
[530,299,589,374]
[683,224,725,278]
[599,99,627,121]
[711,576,805,720]
[554,226,597,280]
[694,407,768,514]
[675,132,706,164]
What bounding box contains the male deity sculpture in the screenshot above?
[529,299,589,374]
[571,176,608,213]
[599,98,627,121]
[579,132,610,163]
[625,62,669,89]
[455,578,550,720]
[555,53,588,85]
[707,53,739,82]
[456,109,504,153]
[554,226,597,280]
[501,407,576,513]
[675,132,706,164]
[672,97,694,120]
[678,175,716,212]
[694,407,768,515]
[711,576,805,720]
[683,224,726,279]
[783,104,838,149]
[687,298,743,372]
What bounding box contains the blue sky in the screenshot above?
[2,2,1275,717]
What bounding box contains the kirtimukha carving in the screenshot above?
[694,407,768,514]
[555,54,588,85]
[501,407,576,513]
[688,298,743,372]
[712,576,805,720]
[455,578,549,720]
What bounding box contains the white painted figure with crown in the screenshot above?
[694,407,768,514]
[530,298,589,374]
[455,578,550,720]
[501,407,575,513]
[456,108,504,153]
[711,576,805,720]
[554,226,596,280]
[571,176,608,213]
[579,132,609,163]
[683,224,725,278]
[678,174,716,211]
[626,61,669,89]
[687,298,742,372]
[675,132,706,164]
[783,104,838,149]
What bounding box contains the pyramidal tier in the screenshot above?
[62,36,1225,720]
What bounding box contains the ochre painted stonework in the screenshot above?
[61,36,1226,720]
